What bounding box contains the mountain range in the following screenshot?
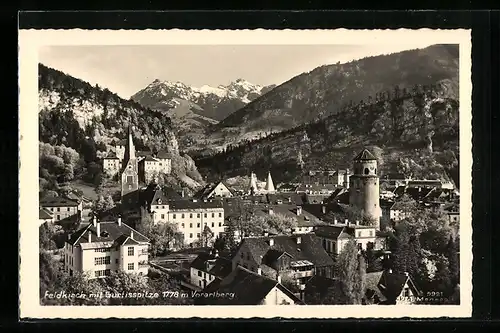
[38,43,460,190]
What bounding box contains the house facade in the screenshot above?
[194,181,234,200]
[231,234,335,290]
[189,252,232,290]
[314,222,379,255]
[64,216,150,279]
[40,196,82,222]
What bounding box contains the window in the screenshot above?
[181,213,185,218]
[57,215,60,220]
[190,233,193,238]
[161,214,165,219]
[364,168,369,175]
[403,288,410,297]
[128,263,134,271]
[95,248,110,253]
[219,213,222,218]
[199,281,202,287]
[189,213,193,218]
[181,223,185,228]
[173,214,176,219]
[203,272,206,278]
[211,222,214,227]
[189,223,193,228]
[198,270,202,277]
[369,230,373,237]
[219,222,222,227]
[204,213,207,218]
[197,233,200,238]
[94,256,111,265]
[128,247,134,256]
[197,223,200,228]
[162,205,165,209]
[212,213,215,218]
[197,213,200,218]
[127,175,133,183]
[67,207,70,211]
[115,259,119,264]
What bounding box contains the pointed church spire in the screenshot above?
[249,172,258,195]
[123,124,136,164]
[265,171,275,193]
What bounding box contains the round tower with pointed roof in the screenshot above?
[348,149,381,230]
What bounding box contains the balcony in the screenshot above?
[293,269,314,278]
[138,261,149,268]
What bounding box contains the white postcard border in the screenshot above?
[19,28,472,319]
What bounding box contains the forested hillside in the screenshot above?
[38,64,204,193]
[209,44,459,148]
[196,82,460,186]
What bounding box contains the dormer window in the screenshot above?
[157,199,162,205]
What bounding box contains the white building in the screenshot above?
[64,216,150,279]
[142,184,225,246]
[314,221,380,255]
[189,251,232,290]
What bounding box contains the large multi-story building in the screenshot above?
[141,184,226,246]
[64,216,150,279]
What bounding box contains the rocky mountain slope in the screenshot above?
[131,79,276,148]
[208,44,459,151]
[38,64,204,190]
[195,83,460,187]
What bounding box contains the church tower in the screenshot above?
[248,172,258,195]
[348,149,381,230]
[265,171,276,193]
[121,125,139,207]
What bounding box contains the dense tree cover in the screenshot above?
[136,207,184,256]
[331,239,367,304]
[92,194,115,218]
[39,142,84,195]
[40,251,191,305]
[196,82,459,185]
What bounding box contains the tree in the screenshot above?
[365,243,383,272]
[92,194,115,218]
[39,223,57,251]
[446,236,459,287]
[336,239,365,304]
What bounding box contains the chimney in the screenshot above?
[181,189,185,198]
[277,275,282,284]
[214,250,219,258]
[322,205,326,214]
[92,215,97,227]
[67,234,71,240]
[296,206,302,216]
[355,220,360,226]
[296,236,301,244]
[96,221,101,237]
[257,267,262,275]
[269,238,274,246]
[334,219,338,225]
[388,268,393,274]
[346,220,351,227]
[268,207,274,215]
[117,216,122,226]
[345,218,349,225]
[88,231,92,243]
[130,231,134,240]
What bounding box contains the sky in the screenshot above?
[39,43,436,99]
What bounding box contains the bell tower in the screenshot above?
[121,125,139,207]
[348,149,381,230]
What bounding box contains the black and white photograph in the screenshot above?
[19,29,472,318]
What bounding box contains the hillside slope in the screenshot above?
[195,83,460,187]
[211,44,459,145]
[38,64,204,190]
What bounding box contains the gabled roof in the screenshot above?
[140,155,159,162]
[354,149,376,161]
[190,253,232,279]
[156,150,172,159]
[39,208,53,220]
[199,266,303,305]
[377,270,422,302]
[194,181,234,200]
[104,151,120,160]
[314,225,346,240]
[141,184,182,205]
[67,220,149,246]
[237,233,334,268]
[365,271,387,303]
[40,196,80,207]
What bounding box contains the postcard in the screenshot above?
[19,28,472,318]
